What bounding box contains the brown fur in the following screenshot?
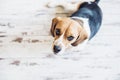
[51,17,60,37]
[51,17,88,47]
[71,28,88,46]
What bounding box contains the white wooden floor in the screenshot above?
[0,0,120,80]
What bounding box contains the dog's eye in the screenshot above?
[56,29,60,35]
[67,36,74,41]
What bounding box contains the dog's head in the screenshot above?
[50,17,88,54]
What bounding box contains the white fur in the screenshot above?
[71,17,91,38]
[53,34,66,55]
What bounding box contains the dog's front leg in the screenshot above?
[47,1,82,12]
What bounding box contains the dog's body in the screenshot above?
[49,0,102,54]
[71,0,102,40]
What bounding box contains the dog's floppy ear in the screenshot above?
[71,28,88,46]
[50,17,61,37]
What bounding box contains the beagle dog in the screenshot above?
[50,0,102,54]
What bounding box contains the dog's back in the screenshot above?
[71,0,102,39]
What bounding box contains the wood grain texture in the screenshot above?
[0,0,120,80]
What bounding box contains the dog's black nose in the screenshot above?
[53,45,61,54]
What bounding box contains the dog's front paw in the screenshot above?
[47,2,58,8]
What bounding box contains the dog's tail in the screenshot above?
[94,0,100,4]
